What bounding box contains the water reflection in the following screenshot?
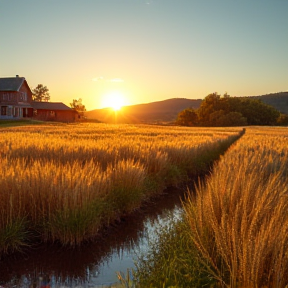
[0,186,189,287]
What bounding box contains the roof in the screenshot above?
[31,102,75,111]
[16,103,33,108]
[0,77,26,91]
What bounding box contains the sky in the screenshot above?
[1,0,288,111]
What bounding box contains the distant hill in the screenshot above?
[85,98,202,124]
[85,92,288,124]
[250,92,288,115]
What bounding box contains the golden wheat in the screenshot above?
[0,123,242,251]
[185,126,288,288]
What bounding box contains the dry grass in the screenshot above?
[185,126,288,288]
[0,123,242,254]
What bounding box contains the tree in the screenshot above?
[197,92,221,125]
[177,108,198,126]
[216,112,247,126]
[70,98,86,117]
[238,98,280,125]
[197,92,280,126]
[208,110,226,126]
[277,113,288,126]
[32,84,50,102]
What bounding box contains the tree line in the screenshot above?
[31,84,86,116]
[177,92,288,126]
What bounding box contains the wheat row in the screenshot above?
[185,126,288,287]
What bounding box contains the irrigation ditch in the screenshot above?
[0,128,245,287]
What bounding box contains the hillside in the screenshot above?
[85,98,202,124]
[251,92,288,114]
[85,92,288,124]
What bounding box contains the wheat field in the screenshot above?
[185,126,288,288]
[0,123,243,254]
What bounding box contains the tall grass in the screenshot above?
[0,123,243,254]
[184,127,288,287]
[134,218,216,288]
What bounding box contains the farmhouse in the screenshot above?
[0,76,78,122]
[0,75,33,119]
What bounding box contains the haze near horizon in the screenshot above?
[1,0,287,110]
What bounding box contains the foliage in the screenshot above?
[134,219,217,288]
[117,269,136,288]
[176,108,198,126]
[277,113,288,125]
[70,98,86,116]
[0,218,29,255]
[209,111,247,126]
[233,97,280,125]
[32,84,50,102]
[178,92,280,127]
[197,92,222,126]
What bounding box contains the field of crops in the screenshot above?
[0,123,243,256]
[136,126,288,288]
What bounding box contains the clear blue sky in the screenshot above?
[1,0,287,110]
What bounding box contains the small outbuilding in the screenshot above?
[31,102,78,122]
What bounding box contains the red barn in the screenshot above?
[31,102,78,122]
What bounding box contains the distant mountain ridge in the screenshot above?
[85,92,288,124]
[85,98,202,124]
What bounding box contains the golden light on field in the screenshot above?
[101,91,127,111]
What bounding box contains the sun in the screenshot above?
[102,91,126,111]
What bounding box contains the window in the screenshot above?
[19,92,27,101]
[1,106,7,116]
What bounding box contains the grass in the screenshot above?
[0,119,47,127]
[0,123,243,256]
[134,218,217,288]
[0,217,29,255]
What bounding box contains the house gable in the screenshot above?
[19,81,33,102]
[0,76,32,105]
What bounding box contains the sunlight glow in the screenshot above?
[101,91,126,111]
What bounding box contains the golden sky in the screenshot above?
[1,0,288,110]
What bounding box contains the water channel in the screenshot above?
[0,185,192,288]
